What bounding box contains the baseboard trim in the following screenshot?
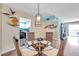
[0,48,16,56]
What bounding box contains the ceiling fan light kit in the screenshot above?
[8,17,19,26]
[2,8,19,27]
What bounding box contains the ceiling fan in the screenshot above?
[2,8,19,27]
[2,8,16,16]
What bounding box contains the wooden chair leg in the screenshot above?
[57,39,67,56]
[13,36,22,56]
[15,42,22,56]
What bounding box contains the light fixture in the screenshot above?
[8,17,19,26]
[35,3,42,27]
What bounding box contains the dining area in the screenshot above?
[17,16,61,56]
[0,3,68,56]
[1,13,66,56]
[11,31,67,56]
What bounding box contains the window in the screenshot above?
[69,24,79,37]
[19,17,31,32]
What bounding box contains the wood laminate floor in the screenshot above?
[64,36,79,56]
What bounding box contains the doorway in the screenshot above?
[64,22,79,56]
[68,23,79,46]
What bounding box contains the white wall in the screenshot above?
[0,4,2,52]
[1,4,34,52]
[31,17,60,48]
[32,20,60,39]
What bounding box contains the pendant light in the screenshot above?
[35,3,42,27]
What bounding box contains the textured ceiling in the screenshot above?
[3,3,79,21]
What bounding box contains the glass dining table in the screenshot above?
[20,37,59,56]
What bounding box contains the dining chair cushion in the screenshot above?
[43,48,58,56]
[28,40,38,45]
[20,46,37,56]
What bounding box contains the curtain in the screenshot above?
[60,23,68,40]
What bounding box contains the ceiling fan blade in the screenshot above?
[9,8,16,15]
[2,13,10,15]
